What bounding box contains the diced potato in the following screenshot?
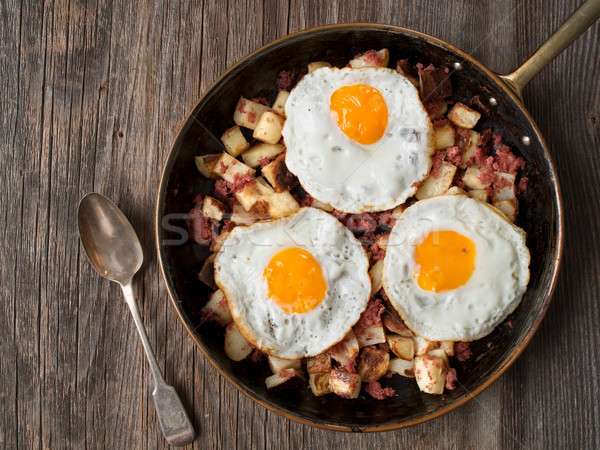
[198,253,217,290]
[234,177,274,212]
[220,125,250,157]
[413,335,435,356]
[328,370,361,399]
[307,61,332,73]
[268,356,302,374]
[376,233,390,250]
[308,373,331,396]
[493,172,516,202]
[329,330,359,365]
[224,322,253,361]
[200,289,232,326]
[445,186,467,196]
[439,341,455,358]
[389,358,415,378]
[391,204,406,219]
[358,347,390,383]
[462,165,492,190]
[241,143,285,168]
[369,259,384,294]
[194,154,221,179]
[202,196,227,221]
[493,198,518,223]
[253,111,285,144]
[468,189,488,202]
[272,91,290,117]
[460,130,480,168]
[306,353,332,374]
[415,355,447,395]
[349,49,389,68]
[230,204,257,225]
[434,123,456,150]
[261,154,299,192]
[382,313,414,337]
[233,96,270,130]
[210,152,255,184]
[447,102,481,129]
[416,161,457,200]
[356,322,386,348]
[210,230,229,253]
[252,191,300,219]
[265,368,305,390]
[310,198,334,212]
[427,348,449,365]
[387,335,415,361]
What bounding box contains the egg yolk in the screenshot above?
[263,248,327,314]
[414,231,476,293]
[330,84,388,145]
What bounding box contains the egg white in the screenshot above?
[382,195,530,341]
[214,207,371,359]
[283,67,434,213]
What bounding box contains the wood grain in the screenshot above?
[1,0,598,448]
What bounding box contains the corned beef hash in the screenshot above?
[187,48,531,399]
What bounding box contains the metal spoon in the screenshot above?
[77,192,195,446]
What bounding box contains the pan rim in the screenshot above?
[155,22,564,432]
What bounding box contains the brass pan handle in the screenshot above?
[498,0,600,99]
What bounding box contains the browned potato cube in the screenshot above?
[358,347,390,383]
[434,123,456,150]
[198,253,217,290]
[419,67,452,102]
[395,59,419,87]
[493,198,518,222]
[413,336,435,356]
[200,289,232,326]
[241,143,285,168]
[268,356,301,374]
[210,152,255,184]
[329,330,359,365]
[210,230,229,253]
[253,111,285,144]
[427,348,449,365]
[265,368,305,390]
[233,96,270,130]
[447,102,481,129]
[462,166,492,190]
[272,91,290,117]
[261,154,299,192]
[445,186,467,196]
[224,322,253,361]
[369,259,384,294]
[202,196,227,221]
[349,49,389,68]
[415,161,457,200]
[415,355,447,394]
[308,373,331,396]
[460,130,480,168]
[388,358,415,378]
[439,341,455,358]
[387,335,415,360]
[194,154,221,179]
[307,61,332,73]
[221,125,250,157]
[251,191,300,219]
[328,370,361,399]
[230,204,257,225]
[306,353,332,374]
[356,322,386,348]
[310,198,334,212]
[391,203,406,219]
[468,189,488,202]
[493,172,516,202]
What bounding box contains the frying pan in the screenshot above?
[155,0,600,431]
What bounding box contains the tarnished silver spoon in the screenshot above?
[77,192,195,446]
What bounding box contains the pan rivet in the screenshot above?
[522,136,531,146]
[489,97,498,106]
[452,62,463,71]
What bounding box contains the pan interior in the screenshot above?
[156,25,560,430]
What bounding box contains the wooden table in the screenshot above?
[2,0,599,448]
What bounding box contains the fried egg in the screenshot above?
[214,207,371,359]
[283,67,434,213]
[382,195,530,341]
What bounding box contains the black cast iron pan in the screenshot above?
[155,0,599,432]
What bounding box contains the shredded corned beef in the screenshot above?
[186,208,219,245]
[336,360,357,374]
[504,320,513,328]
[355,299,385,331]
[249,349,264,362]
[518,177,528,193]
[492,132,503,150]
[298,195,313,207]
[219,161,229,175]
[493,175,512,190]
[378,288,390,303]
[455,126,470,149]
[478,128,493,147]
[431,150,446,176]
[455,342,472,362]
[477,168,495,189]
[446,146,462,166]
[214,179,230,197]
[346,213,378,234]
[378,211,396,229]
[259,156,271,168]
[251,96,270,106]
[277,70,295,91]
[424,100,444,117]
[433,118,448,128]
[193,193,204,206]
[332,209,348,222]
[445,367,458,390]
[467,95,491,116]
[379,342,390,353]
[228,173,256,193]
[370,243,386,261]
[364,382,395,400]
[493,146,526,174]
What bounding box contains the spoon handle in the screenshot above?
[121,281,195,446]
